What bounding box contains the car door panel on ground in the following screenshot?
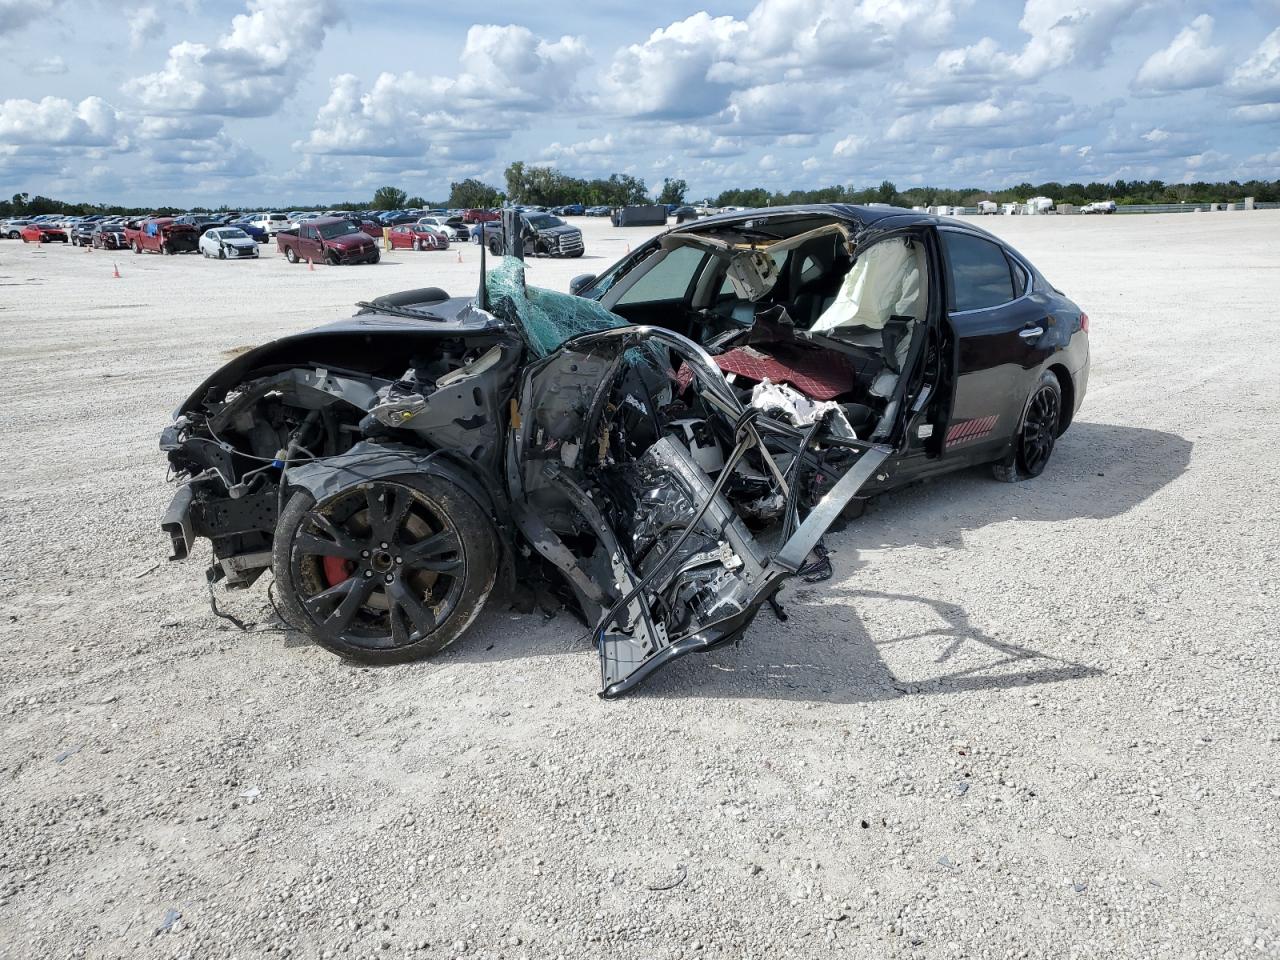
[941,228,1052,455]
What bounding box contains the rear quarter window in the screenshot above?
[943,232,1017,312]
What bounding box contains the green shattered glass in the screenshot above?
[485,256,629,357]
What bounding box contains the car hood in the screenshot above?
[326,233,375,248]
[172,297,506,415]
[218,236,257,247]
[533,224,580,237]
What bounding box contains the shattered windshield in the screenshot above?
[485,256,630,357]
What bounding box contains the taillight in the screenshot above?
[1079,312,1089,333]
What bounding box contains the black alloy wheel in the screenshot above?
[993,370,1063,482]
[273,477,497,664]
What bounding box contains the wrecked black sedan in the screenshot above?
[160,204,1089,697]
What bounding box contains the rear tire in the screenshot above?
[993,370,1063,482]
[285,246,298,264]
[272,475,498,664]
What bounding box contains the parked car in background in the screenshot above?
[21,222,69,243]
[70,222,98,246]
[2,218,34,238]
[247,212,289,236]
[415,216,465,241]
[199,226,260,259]
[126,217,199,255]
[462,208,499,223]
[229,219,268,243]
[388,223,450,251]
[91,221,128,249]
[479,212,584,257]
[174,214,224,236]
[277,217,380,265]
[672,205,699,224]
[1082,200,1116,214]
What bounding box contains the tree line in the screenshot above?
[4,173,1277,219]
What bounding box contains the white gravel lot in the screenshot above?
[1,212,1277,960]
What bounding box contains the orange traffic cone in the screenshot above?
[308,258,315,271]
[112,262,121,279]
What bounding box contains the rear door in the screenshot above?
[939,228,1052,456]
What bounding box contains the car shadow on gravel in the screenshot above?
[605,421,1190,703]
[848,420,1194,546]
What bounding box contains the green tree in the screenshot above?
[875,180,898,204]
[371,186,408,210]
[657,177,688,206]
[405,195,427,208]
[504,162,527,202]
[448,178,502,209]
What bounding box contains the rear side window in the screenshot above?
[943,232,1016,312]
[1008,254,1030,295]
[618,246,707,305]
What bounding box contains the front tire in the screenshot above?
[272,476,498,664]
[993,370,1063,482]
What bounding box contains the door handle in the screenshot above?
[1018,326,1044,339]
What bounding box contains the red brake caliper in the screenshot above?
[322,556,354,586]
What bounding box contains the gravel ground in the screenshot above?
[1,213,1277,960]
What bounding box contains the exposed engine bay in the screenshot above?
[161,209,945,696]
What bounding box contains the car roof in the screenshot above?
[670,202,1014,248]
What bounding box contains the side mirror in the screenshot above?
[569,274,597,297]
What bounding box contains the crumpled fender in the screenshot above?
[282,441,498,517]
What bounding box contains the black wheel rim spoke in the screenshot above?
[305,577,375,633]
[365,484,412,544]
[401,530,462,572]
[296,512,364,558]
[387,578,437,639]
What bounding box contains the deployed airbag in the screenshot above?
[811,238,921,333]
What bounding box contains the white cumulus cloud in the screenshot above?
[1226,27,1280,107]
[1133,15,1226,94]
[125,0,341,117]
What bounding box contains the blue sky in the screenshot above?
[0,0,1277,205]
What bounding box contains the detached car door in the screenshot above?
[939,227,1052,456]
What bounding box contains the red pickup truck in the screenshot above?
[276,217,380,265]
[126,217,199,255]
